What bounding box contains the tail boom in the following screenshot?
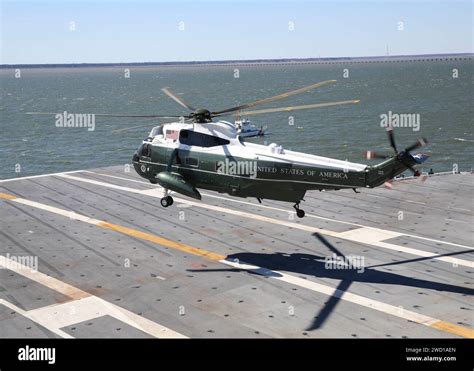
[365,152,429,188]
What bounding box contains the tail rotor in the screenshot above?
[365,123,429,183]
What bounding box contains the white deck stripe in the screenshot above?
[1,195,471,337]
[0,299,74,338]
[24,296,183,338]
[14,198,103,225]
[0,170,85,183]
[0,255,186,339]
[221,259,450,330]
[3,169,470,253]
[57,174,474,268]
[87,171,474,251]
[338,228,470,267]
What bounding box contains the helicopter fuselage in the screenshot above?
[131,121,419,204]
[28,81,428,216]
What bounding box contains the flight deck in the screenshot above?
[0,167,472,338]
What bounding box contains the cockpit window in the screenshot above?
[150,125,164,137]
[179,130,230,147]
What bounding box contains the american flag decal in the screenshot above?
[166,130,179,140]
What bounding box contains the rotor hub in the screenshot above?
[193,108,212,123]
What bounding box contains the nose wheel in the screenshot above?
[293,201,305,218]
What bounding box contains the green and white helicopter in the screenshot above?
[32,80,429,217]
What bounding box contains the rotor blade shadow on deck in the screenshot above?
[306,279,353,331]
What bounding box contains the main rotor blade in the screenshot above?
[112,124,155,133]
[385,124,398,153]
[26,112,184,119]
[161,87,196,111]
[112,117,194,133]
[212,79,337,115]
[227,99,359,117]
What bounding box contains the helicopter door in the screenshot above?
[165,147,183,171]
[165,148,175,170]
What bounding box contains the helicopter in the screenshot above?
[28,80,428,218]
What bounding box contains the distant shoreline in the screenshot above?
[1,53,473,69]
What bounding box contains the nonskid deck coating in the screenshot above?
[0,167,472,338]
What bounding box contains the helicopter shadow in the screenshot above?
[188,233,473,331]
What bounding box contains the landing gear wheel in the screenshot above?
[296,209,305,218]
[293,201,305,218]
[160,196,173,208]
[160,197,169,208]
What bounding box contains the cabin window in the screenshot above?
[185,157,198,167]
[179,129,230,147]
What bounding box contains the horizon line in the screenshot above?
[2,52,473,68]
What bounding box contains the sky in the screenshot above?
[1,0,473,64]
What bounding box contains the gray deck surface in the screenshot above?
[0,167,472,338]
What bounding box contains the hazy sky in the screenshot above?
[1,0,473,64]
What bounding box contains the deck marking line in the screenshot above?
[55,174,474,268]
[0,255,91,300]
[0,170,85,183]
[1,193,472,338]
[0,193,18,200]
[0,255,186,339]
[88,171,473,250]
[430,321,474,338]
[99,221,226,261]
[0,299,74,338]
[221,259,474,338]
